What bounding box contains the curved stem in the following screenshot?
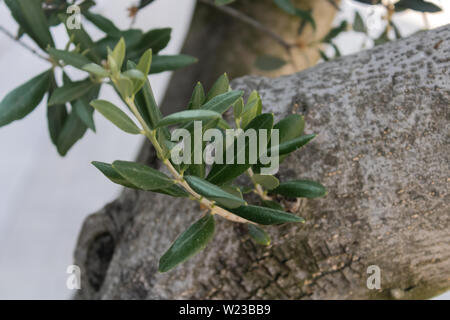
[125,97,252,224]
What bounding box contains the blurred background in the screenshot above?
[0,0,448,299]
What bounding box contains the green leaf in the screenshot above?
[322,21,347,43]
[156,110,221,128]
[54,85,99,156]
[374,28,390,46]
[188,82,206,110]
[109,37,126,73]
[65,23,101,63]
[275,114,305,143]
[5,0,54,50]
[273,0,315,29]
[48,79,94,106]
[253,174,280,190]
[115,76,134,99]
[185,176,246,209]
[122,69,146,81]
[137,49,153,76]
[229,205,304,225]
[135,79,162,129]
[353,11,366,33]
[149,55,197,74]
[93,161,187,197]
[395,0,442,12]
[48,48,92,70]
[233,97,244,119]
[207,113,274,185]
[92,161,137,189]
[215,0,236,5]
[90,100,141,134]
[272,180,327,198]
[248,225,271,246]
[83,63,110,78]
[261,200,284,211]
[0,70,50,127]
[112,160,174,191]
[274,134,316,155]
[56,111,88,156]
[241,91,262,128]
[201,90,244,114]
[84,11,121,37]
[138,28,171,55]
[206,73,229,102]
[47,74,68,145]
[159,214,215,272]
[73,99,96,132]
[255,55,286,71]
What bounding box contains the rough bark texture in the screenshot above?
[74,25,450,300]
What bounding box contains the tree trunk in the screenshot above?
[74,24,450,299]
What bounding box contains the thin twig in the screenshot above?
[0,25,48,61]
[198,0,293,51]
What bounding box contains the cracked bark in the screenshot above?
[74,25,450,299]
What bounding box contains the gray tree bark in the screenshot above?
[74,25,450,299]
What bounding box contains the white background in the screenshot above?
[0,0,448,299]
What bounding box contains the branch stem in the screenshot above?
[0,25,49,61]
[125,96,252,224]
[198,0,293,51]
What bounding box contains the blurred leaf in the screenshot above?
[395,0,442,12]
[82,63,110,77]
[5,0,54,50]
[253,174,280,190]
[319,50,329,61]
[276,134,316,155]
[185,176,246,209]
[261,200,284,211]
[201,90,243,114]
[91,100,141,134]
[188,82,206,110]
[353,11,366,33]
[48,48,92,69]
[241,91,262,128]
[230,205,304,225]
[0,70,50,127]
[84,11,121,37]
[159,214,215,272]
[48,79,94,106]
[138,0,156,9]
[255,55,286,71]
[273,0,315,29]
[55,110,87,156]
[248,225,271,246]
[156,110,221,128]
[65,23,102,63]
[215,0,236,5]
[149,55,197,74]
[322,21,347,43]
[137,49,153,76]
[112,160,174,190]
[233,97,244,119]
[206,74,229,102]
[110,37,126,73]
[73,98,95,132]
[374,28,390,46]
[273,180,327,198]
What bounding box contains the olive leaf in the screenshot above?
[159,214,216,272]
